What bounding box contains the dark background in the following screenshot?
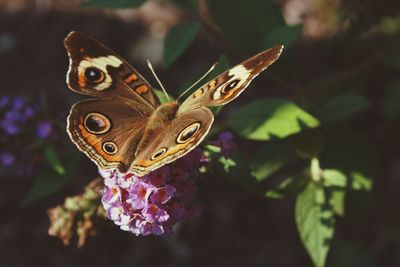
[1,0,400,266]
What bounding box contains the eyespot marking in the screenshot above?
[84,112,111,134]
[151,147,167,160]
[84,67,105,83]
[76,55,123,91]
[176,122,201,144]
[222,79,240,94]
[102,141,118,155]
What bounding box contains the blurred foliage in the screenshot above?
[163,21,201,68]
[48,177,106,247]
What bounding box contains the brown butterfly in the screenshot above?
[64,31,283,177]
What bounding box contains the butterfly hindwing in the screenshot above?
[67,98,149,172]
[130,107,214,176]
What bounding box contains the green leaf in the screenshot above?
[22,153,80,205]
[380,17,400,36]
[323,169,347,188]
[263,24,303,49]
[207,0,285,54]
[250,140,292,181]
[228,98,319,141]
[265,174,307,199]
[318,94,369,123]
[322,169,347,217]
[44,146,65,175]
[204,144,221,154]
[163,21,201,68]
[153,88,174,104]
[351,171,372,191]
[81,0,145,8]
[330,190,346,217]
[296,181,335,267]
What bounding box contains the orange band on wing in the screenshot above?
[78,116,122,162]
[135,85,149,94]
[78,74,86,87]
[124,73,138,83]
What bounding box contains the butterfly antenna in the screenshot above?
[176,62,218,102]
[146,59,170,101]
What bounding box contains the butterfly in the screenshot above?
[64,31,283,177]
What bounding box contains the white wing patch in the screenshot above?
[212,64,250,101]
[77,55,123,91]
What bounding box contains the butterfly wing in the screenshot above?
[67,98,148,172]
[129,107,214,176]
[64,31,159,110]
[178,45,284,113]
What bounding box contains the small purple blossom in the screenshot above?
[100,149,207,236]
[139,221,165,236]
[1,110,23,135]
[209,131,237,157]
[24,107,36,118]
[127,181,155,210]
[11,96,26,110]
[0,95,62,177]
[143,204,170,223]
[0,151,15,166]
[36,120,53,139]
[150,185,175,204]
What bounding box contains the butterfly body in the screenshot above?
[64,31,283,176]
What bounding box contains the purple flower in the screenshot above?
[101,181,121,207]
[146,167,170,186]
[24,107,36,118]
[209,132,237,157]
[143,204,169,223]
[36,120,53,139]
[118,173,138,189]
[150,185,175,204]
[11,96,26,111]
[0,112,21,135]
[107,205,131,231]
[127,181,155,210]
[138,221,165,236]
[100,147,207,236]
[0,151,15,166]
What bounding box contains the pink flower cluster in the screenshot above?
[100,148,206,236]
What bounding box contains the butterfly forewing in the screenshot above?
[178,45,284,114]
[64,31,160,110]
